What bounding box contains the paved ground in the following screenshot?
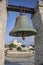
[5,56,34,65]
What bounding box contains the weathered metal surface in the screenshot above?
[9,14,37,37]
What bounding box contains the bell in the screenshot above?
[9,14,37,40]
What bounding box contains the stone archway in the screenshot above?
[0,0,43,65]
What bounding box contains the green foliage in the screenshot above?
[30,44,35,48]
[17,47,21,51]
[9,43,17,48]
[21,44,25,47]
[9,47,12,50]
[5,44,8,48]
[29,48,34,50]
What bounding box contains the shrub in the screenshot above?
[17,47,21,51]
[9,47,12,50]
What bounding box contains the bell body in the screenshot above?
[9,14,37,37]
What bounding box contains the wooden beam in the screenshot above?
[7,5,35,14]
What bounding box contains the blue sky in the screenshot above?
[5,0,37,46]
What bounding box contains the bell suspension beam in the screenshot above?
[7,5,35,15]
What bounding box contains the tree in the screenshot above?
[9,43,17,48]
[5,44,8,48]
[21,44,25,47]
[30,44,35,48]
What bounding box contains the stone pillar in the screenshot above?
[0,0,7,65]
[32,0,43,65]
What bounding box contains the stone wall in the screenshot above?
[0,0,7,65]
[0,0,43,65]
[32,0,43,65]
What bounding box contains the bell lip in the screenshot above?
[9,30,37,37]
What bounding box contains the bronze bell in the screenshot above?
[9,14,37,40]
